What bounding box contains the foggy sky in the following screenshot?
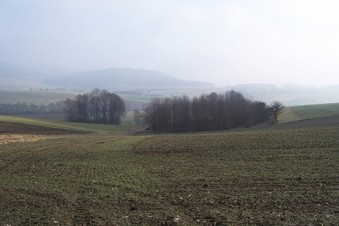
[1,0,338,86]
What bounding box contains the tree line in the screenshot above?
[0,102,65,115]
[142,90,284,133]
[64,89,126,124]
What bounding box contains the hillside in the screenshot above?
[43,68,213,90]
[279,103,339,123]
[0,118,337,225]
[0,115,137,133]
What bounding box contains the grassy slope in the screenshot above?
[279,103,339,123]
[0,115,138,133]
[291,103,339,119]
[0,124,338,225]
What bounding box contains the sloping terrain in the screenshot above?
[279,103,339,123]
[43,68,213,90]
[0,116,137,133]
[0,121,83,135]
[0,120,338,225]
[291,103,339,119]
[0,121,82,145]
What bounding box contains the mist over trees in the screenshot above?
[64,89,126,124]
[143,90,282,133]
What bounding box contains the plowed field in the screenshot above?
[0,122,338,225]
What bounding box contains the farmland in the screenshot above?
[0,115,138,133]
[0,90,77,105]
[0,118,338,225]
[279,103,339,123]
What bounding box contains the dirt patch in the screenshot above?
[0,134,57,145]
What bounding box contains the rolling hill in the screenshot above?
[262,102,339,130]
[0,62,46,90]
[0,115,137,133]
[1,107,338,225]
[279,103,339,123]
[43,68,213,90]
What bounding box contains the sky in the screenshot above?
[1,0,339,86]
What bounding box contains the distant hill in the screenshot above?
[0,63,28,79]
[224,83,339,106]
[43,68,213,90]
[0,62,46,89]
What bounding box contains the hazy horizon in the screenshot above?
[1,0,339,86]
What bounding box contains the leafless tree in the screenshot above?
[269,101,284,123]
[143,90,271,133]
[64,89,126,124]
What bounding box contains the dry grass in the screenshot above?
[0,121,82,144]
[0,134,57,145]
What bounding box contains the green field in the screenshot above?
[268,103,339,130]
[0,115,138,133]
[291,103,339,118]
[0,116,338,225]
[279,103,339,123]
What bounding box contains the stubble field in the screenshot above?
[0,122,338,225]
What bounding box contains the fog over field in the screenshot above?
[1,0,339,105]
[1,2,339,225]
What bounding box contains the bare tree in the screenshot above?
[143,90,272,133]
[269,101,284,123]
[64,89,126,124]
